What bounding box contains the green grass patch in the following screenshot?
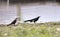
[0,23,60,37]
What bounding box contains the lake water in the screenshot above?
[0,2,60,24]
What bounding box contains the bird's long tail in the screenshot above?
[24,20,30,22]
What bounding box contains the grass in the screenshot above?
[0,22,60,37]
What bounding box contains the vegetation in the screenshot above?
[0,22,60,37]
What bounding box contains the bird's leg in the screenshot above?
[34,21,36,23]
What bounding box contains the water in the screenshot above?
[0,2,60,24]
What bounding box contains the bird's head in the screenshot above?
[16,18,18,19]
[38,16,41,18]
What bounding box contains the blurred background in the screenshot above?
[0,0,60,24]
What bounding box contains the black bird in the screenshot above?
[24,16,40,23]
[7,18,17,26]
